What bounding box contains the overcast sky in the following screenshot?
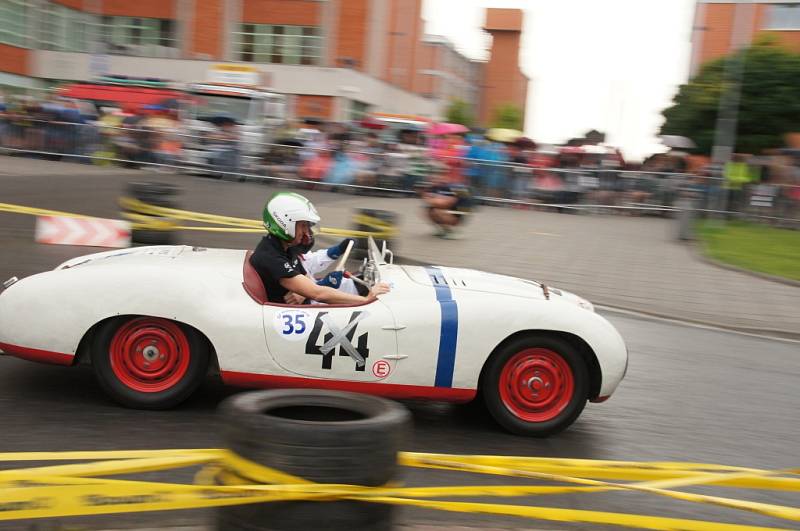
[422,0,697,161]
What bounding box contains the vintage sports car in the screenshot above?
[0,238,627,436]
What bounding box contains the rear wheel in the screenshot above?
[91,316,209,409]
[483,335,588,437]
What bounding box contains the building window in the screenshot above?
[39,2,99,52]
[234,24,322,65]
[765,4,800,30]
[0,0,28,48]
[36,2,176,57]
[100,15,177,56]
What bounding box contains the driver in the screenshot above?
[250,192,390,305]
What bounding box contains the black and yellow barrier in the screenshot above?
[0,200,398,240]
[0,448,798,529]
[118,197,398,239]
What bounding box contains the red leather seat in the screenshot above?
[242,251,268,304]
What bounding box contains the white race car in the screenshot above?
[0,238,627,436]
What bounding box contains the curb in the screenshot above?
[594,304,800,342]
[394,255,800,342]
[689,241,800,288]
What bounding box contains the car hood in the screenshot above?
[55,245,246,278]
[402,265,594,310]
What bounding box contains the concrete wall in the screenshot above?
[32,50,441,119]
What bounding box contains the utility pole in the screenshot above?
[710,1,755,217]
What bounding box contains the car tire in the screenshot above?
[483,334,588,437]
[217,390,410,531]
[91,316,209,409]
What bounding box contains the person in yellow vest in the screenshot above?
[724,154,759,215]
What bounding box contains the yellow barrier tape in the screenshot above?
[419,457,800,521]
[0,202,95,219]
[0,200,398,239]
[364,497,791,531]
[119,197,398,238]
[0,448,797,529]
[402,452,800,491]
[1,479,793,530]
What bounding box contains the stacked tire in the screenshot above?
[217,390,411,531]
[125,181,179,245]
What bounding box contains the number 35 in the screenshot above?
[282,313,306,335]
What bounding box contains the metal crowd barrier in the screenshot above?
[1,118,798,224]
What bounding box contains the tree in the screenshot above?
[660,37,800,155]
[444,98,474,127]
[491,103,524,130]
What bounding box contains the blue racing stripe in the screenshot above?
[425,266,458,388]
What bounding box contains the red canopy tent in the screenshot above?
[57,83,184,110]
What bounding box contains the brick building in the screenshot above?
[0,0,491,122]
[480,8,528,127]
[690,0,800,77]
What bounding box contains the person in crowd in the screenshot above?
[508,139,533,201]
[464,134,491,195]
[326,133,358,187]
[207,118,240,175]
[433,133,467,184]
[250,192,390,304]
[484,139,508,198]
[144,106,182,169]
[724,153,758,215]
[397,128,430,191]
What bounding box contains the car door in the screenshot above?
[263,300,400,382]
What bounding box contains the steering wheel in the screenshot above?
[332,239,354,272]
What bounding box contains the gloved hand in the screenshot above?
[317,270,344,288]
[326,238,355,259]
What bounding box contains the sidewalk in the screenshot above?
[316,196,800,340]
[2,155,798,339]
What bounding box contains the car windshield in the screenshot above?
[190,93,252,123]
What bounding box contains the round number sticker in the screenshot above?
[273,310,312,342]
[372,360,391,379]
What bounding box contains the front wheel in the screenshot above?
[91,316,209,409]
[483,335,588,437]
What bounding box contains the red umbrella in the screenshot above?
[427,122,469,135]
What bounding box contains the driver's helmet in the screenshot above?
[263,192,320,241]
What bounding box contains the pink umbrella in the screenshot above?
[427,122,469,135]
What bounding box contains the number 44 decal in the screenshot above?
[305,311,370,371]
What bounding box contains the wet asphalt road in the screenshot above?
[1,171,799,529]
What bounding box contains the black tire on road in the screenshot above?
[217,389,411,531]
[91,316,209,409]
[483,334,589,437]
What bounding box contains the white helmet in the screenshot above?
[262,192,320,241]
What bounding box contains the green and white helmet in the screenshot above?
[262,192,320,241]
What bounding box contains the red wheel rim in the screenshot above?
[109,318,190,393]
[498,348,574,422]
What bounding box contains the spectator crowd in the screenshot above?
[1,93,799,225]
